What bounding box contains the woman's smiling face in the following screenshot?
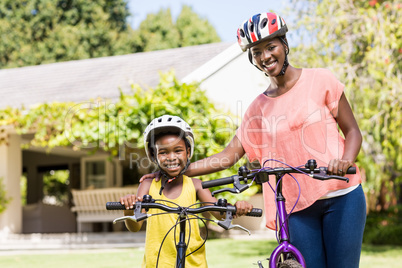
[250,38,287,76]
[155,134,190,178]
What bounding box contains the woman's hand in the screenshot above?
[328,159,353,176]
[234,200,254,217]
[139,171,161,183]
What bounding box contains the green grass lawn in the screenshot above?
[0,239,401,268]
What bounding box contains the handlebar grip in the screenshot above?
[321,166,356,174]
[346,167,356,174]
[106,202,127,210]
[202,176,234,188]
[246,208,263,217]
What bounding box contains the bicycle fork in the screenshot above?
[269,176,306,267]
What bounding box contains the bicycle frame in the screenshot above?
[202,159,354,268]
[269,173,306,267]
[176,214,188,268]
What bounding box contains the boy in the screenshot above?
[120,115,253,268]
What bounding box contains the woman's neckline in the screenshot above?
[263,68,304,99]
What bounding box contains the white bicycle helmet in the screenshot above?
[237,12,288,52]
[143,115,195,163]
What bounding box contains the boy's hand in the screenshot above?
[234,200,254,217]
[139,171,161,183]
[120,194,137,209]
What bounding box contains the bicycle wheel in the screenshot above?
[278,259,303,268]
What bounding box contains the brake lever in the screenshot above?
[211,187,238,196]
[133,201,149,220]
[216,210,251,235]
[329,175,349,183]
[211,176,250,196]
[312,170,349,183]
[113,201,149,224]
[113,215,138,224]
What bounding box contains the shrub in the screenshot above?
[0,177,11,214]
[363,205,402,245]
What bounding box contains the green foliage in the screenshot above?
[134,5,221,52]
[20,175,27,205]
[0,177,11,214]
[43,170,70,205]
[176,5,221,47]
[0,72,257,202]
[0,0,137,68]
[0,2,220,68]
[135,8,180,51]
[364,205,402,245]
[287,0,402,211]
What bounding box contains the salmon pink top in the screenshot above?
[236,68,362,230]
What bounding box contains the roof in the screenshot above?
[0,42,233,109]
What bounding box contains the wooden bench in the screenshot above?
[71,187,137,232]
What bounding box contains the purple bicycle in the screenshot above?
[201,159,355,268]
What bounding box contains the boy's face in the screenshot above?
[155,134,190,178]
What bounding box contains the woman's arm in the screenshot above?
[139,135,246,182]
[193,178,253,220]
[328,93,362,175]
[185,135,246,177]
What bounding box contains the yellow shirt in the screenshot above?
[142,175,208,268]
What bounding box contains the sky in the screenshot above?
[127,0,285,43]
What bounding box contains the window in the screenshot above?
[81,155,122,189]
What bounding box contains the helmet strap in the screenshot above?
[275,56,289,77]
[157,158,191,195]
[159,173,170,195]
[275,36,290,77]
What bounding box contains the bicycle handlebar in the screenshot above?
[106,196,262,217]
[201,159,356,195]
[106,195,262,233]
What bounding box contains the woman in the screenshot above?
[141,12,366,268]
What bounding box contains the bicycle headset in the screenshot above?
[143,115,195,195]
[237,12,290,77]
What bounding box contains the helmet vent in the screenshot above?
[167,117,172,122]
[249,22,254,32]
[271,18,276,25]
[239,29,245,37]
[260,18,267,28]
[158,118,162,123]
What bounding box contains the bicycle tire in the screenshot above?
[278,259,303,268]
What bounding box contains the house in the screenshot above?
[0,42,269,234]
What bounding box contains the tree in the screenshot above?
[0,0,138,68]
[286,0,401,211]
[135,5,221,52]
[0,2,221,68]
[135,8,180,52]
[176,5,221,47]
